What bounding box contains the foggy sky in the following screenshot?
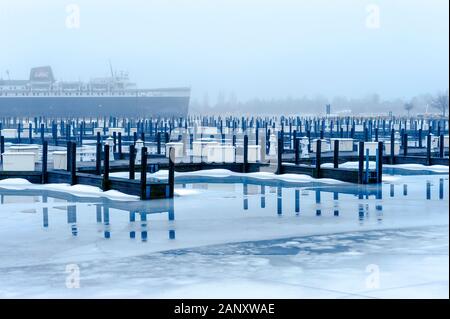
[0,0,448,102]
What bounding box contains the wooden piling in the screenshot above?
[377,141,383,183]
[333,139,339,168]
[102,144,110,190]
[426,134,431,166]
[243,135,248,173]
[42,141,48,184]
[314,139,321,178]
[140,146,148,199]
[129,144,135,180]
[70,142,77,185]
[358,141,364,184]
[276,132,283,175]
[168,147,175,198]
[95,142,101,175]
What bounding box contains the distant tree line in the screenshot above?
[189,91,449,116]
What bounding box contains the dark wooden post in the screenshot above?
[140,146,148,199]
[377,141,383,183]
[403,133,408,156]
[168,147,175,198]
[28,123,33,144]
[95,142,101,175]
[70,142,77,185]
[243,134,248,173]
[157,132,161,155]
[294,131,299,165]
[426,134,431,166]
[418,128,423,148]
[358,141,364,184]
[333,139,339,168]
[390,129,395,164]
[42,141,48,184]
[0,136,4,163]
[118,132,122,159]
[276,132,283,174]
[439,134,444,158]
[129,144,135,180]
[315,139,321,178]
[66,141,71,172]
[40,123,45,144]
[102,144,110,190]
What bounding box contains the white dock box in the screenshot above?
[207,145,236,163]
[358,142,380,156]
[1,129,19,139]
[165,142,184,159]
[2,152,36,171]
[247,145,261,162]
[311,139,330,153]
[93,127,104,136]
[330,138,354,152]
[108,127,125,136]
[383,141,400,156]
[8,145,40,162]
[192,141,219,157]
[53,151,67,170]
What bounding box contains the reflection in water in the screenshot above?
[67,205,77,236]
[315,190,321,216]
[277,186,282,215]
[260,185,266,209]
[243,183,248,210]
[333,192,339,216]
[1,177,448,243]
[42,195,48,228]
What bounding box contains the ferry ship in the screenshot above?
[0,66,190,117]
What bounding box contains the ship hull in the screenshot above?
[0,96,189,117]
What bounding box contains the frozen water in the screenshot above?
[0,172,448,298]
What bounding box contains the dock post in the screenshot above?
[28,123,33,144]
[129,144,135,179]
[102,144,110,190]
[95,142,102,175]
[66,141,71,172]
[333,139,339,168]
[118,132,122,159]
[17,123,21,144]
[243,135,248,173]
[140,147,148,199]
[403,133,408,156]
[426,134,431,166]
[40,123,45,144]
[294,131,299,165]
[390,129,395,164]
[70,142,77,185]
[168,147,175,198]
[0,136,4,163]
[358,141,364,184]
[375,128,379,142]
[276,132,283,174]
[377,141,383,183]
[439,134,444,158]
[418,128,423,148]
[157,132,161,155]
[42,141,48,184]
[315,139,321,178]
